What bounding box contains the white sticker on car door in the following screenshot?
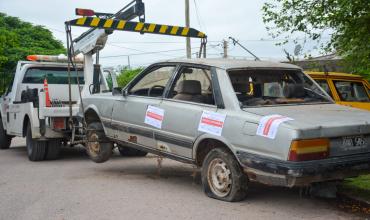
[198,111,227,136]
[144,105,165,129]
[256,115,293,139]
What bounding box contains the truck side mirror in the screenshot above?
[122,89,128,97]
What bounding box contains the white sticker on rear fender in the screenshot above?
[256,115,293,139]
[198,111,226,136]
[144,105,164,129]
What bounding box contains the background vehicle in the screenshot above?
[308,71,370,110]
[0,55,112,161]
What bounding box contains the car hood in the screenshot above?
[243,104,370,138]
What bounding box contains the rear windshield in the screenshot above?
[22,67,84,84]
[228,69,331,107]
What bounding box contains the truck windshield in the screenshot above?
[22,67,84,84]
[228,69,331,107]
[333,81,370,102]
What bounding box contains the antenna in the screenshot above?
[229,37,260,61]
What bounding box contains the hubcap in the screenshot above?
[207,158,232,197]
[88,132,100,157]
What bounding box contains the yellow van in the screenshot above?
[308,72,370,111]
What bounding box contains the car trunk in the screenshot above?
[244,104,370,157]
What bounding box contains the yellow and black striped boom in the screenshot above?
[66,17,206,39]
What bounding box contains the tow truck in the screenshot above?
[0,54,114,161]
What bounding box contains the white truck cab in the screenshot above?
[0,55,114,161]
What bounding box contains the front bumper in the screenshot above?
[236,151,370,187]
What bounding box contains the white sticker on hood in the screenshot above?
[144,105,165,129]
[198,111,227,136]
[256,115,293,139]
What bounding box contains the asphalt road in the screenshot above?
[0,138,361,220]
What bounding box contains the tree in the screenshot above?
[117,67,144,88]
[0,13,65,92]
[262,0,370,77]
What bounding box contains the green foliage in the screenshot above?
[117,67,143,88]
[262,0,370,77]
[0,13,65,93]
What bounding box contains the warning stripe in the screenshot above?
[146,112,163,121]
[201,118,224,128]
[262,116,286,136]
[66,17,207,39]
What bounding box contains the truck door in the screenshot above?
[111,65,176,149]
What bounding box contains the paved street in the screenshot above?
[0,138,359,220]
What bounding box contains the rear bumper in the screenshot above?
[236,151,370,187]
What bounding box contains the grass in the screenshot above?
[340,175,370,201]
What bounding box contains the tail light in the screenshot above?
[52,118,66,130]
[288,138,330,161]
[75,8,95,16]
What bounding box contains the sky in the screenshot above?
[0,0,326,68]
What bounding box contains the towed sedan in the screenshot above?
[83,59,370,202]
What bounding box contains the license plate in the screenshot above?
[342,136,367,150]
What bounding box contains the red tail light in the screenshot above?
[288,139,330,161]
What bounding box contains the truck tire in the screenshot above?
[118,146,148,157]
[26,122,47,161]
[86,122,113,163]
[0,119,12,150]
[201,148,248,202]
[45,140,62,160]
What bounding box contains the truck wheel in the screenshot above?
[26,122,47,161]
[0,119,12,150]
[86,122,113,163]
[201,148,248,202]
[45,140,61,160]
[118,146,148,157]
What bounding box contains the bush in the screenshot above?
[117,68,143,88]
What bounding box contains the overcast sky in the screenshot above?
[0,0,326,68]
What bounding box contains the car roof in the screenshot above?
[307,71,364,79]
[161,58,301,70]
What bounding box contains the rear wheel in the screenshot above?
[45,139,62,160]
[0,119,11,150]
[201,148,248,202]
[26,122,47,161]
[118,145,148,157]
[86,122,113,163]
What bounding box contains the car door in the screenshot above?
[157,65,222,159]
[111,64,177,149]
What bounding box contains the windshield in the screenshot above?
[23,67,84,84]
[228,69,331,107]
[333,80,369,102]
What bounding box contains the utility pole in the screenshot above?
[185,0,191,58]
[223,39,228,58]
[127,55,131,69]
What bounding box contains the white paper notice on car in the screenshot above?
[198,111,227,136]
[144,105,165,129]
[256,115,293,139]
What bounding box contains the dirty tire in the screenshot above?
[201,148,248,202]
[26,122,47,161]
[0,119,11,149]
[118,146,148,157]
[86,122,113,163]
[45,139,62,160]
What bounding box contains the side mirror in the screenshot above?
[122,89,128,97]
[112,87,122,96]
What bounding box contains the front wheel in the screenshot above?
[86,122,113,163]
[201,148,248,202]
[0,119,11,150]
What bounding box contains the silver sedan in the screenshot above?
[83,59,370,202]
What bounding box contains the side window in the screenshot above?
[315,79,333,98]
[334,81,370,102]
[169,66,215,105]
[129,66,175,97]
